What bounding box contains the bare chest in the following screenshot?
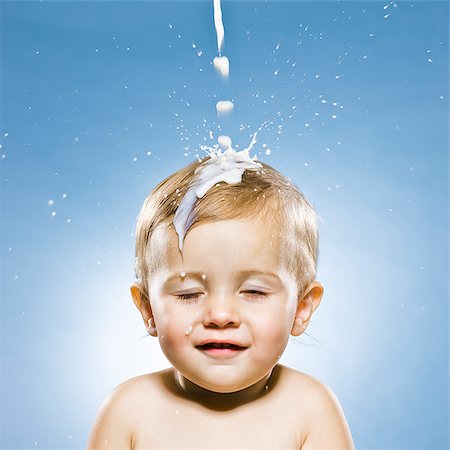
[132,404,302,450]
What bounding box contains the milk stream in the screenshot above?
[213,0,225,54]
[172,1,269,251]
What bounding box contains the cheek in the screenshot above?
[275,303,298,342]
[252,305,293,340]
[154,303,196,346]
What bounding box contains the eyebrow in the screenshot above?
[162,270,281,287]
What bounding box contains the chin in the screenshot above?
[198,378,256,394]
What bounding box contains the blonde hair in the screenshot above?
[134,158,319,298]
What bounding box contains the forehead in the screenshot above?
[147,218,285,279]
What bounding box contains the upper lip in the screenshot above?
[196,339,248,348]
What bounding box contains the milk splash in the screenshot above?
[173,134,261,251]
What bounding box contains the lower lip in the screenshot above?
[197,348,246,357]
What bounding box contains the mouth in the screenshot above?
[195,341,248,357]
[196,342,247,350]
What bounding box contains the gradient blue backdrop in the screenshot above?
[1,1,448,449]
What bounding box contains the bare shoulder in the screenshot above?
[87,369,172,450]
[276,365,355,450]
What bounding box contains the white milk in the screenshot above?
[216,100,234,114]
[173,134,261,251]
[217,135,232,149]
[213,56,229,77]
[213,0,225,54]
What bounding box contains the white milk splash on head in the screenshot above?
[173,133,261,251]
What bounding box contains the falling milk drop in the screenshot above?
[213,56,229,77]
[217,135,232,149]
[216,100,234,115]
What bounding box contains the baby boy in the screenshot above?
[88,146,354,449]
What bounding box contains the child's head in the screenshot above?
[134,157,319,300]
[131,154,323,393]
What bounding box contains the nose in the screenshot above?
[203,293,240,328]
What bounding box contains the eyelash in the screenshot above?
[243,290,267,298]
[176,293,202,301]
[175,291,267,301]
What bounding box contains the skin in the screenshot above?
[87,218,355,449]
[133,218,323,402]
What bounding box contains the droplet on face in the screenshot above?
[185,325,193,336]
[201,274,207,281]
[180,271,186,278]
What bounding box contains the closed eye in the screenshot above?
[241,290,268,297]
[176,292,203,301]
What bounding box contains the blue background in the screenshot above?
[1,1,448,449]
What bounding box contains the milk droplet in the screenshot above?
[201,274,207,280]
[48,199,54,206]
[216,100,234,114]
[265,148,271,155]
[217,135,232,149]
[180,271,186,278]
[213,56,229,77]
[185,325,192,336]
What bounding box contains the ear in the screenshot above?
[130,283,158,337]
[291,281,324,336]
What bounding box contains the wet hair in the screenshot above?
[134,157,319,299]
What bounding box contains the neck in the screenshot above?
[172,368,275,411]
